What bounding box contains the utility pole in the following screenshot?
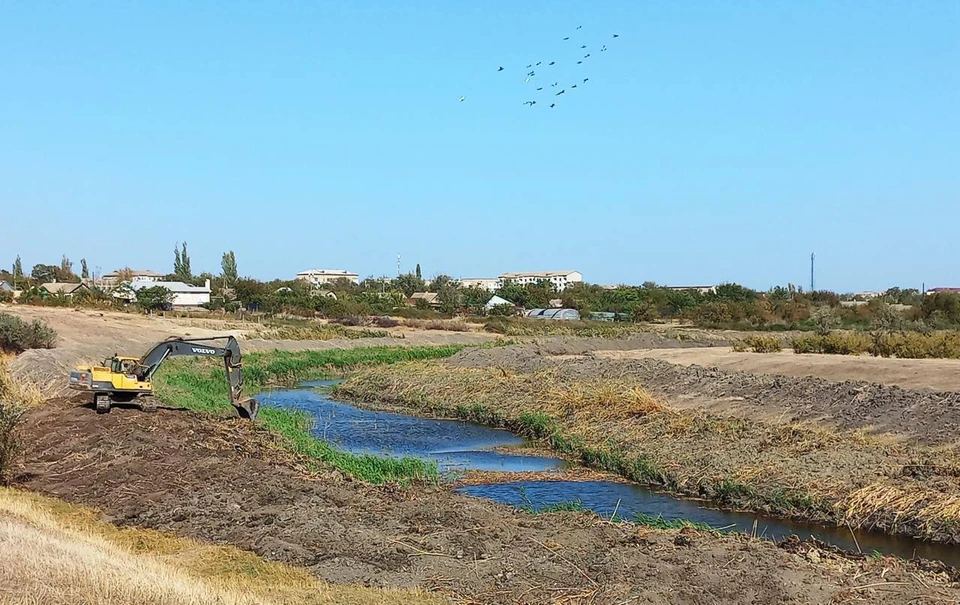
[810,253,815,292]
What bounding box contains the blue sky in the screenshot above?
[1,1,957,292]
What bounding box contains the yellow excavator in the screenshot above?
[68,336,259,419]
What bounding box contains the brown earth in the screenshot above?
[448,345,960,446]
[16,397,960,604]
[594,347,960,392]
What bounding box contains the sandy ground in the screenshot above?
[594,347,960,392]
[17,397,959,604]
[1,306,494,396]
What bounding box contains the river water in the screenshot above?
[262,383,960,566]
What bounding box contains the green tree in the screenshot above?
[58,255,76,282]
[174,242,192,281]
[12,256,23,289]
[428,274,454,292]
[135,286,174,312]
[80,258,89,280]
[31,264,58,283]
[437,282,461,313]
[415,264,422,279]
[393,272,425,297]
[220,251,238,286]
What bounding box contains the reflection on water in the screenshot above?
[265,384,959,565]
[260,385,566,472]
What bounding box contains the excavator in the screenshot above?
[68,336,259,419]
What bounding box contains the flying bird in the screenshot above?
[458,96,465,102]
[527,70,535,76]
[549,103,555,108]
[583,78,589,83]
[536,87,543,90]
[526,64,532,68]
[613,34,619,38]
[601,45,607,51]
[581,45,587,49]
[576,25,582,29]
[536,61,541,66]
[524,77,531,83]
[577,61,582,64]
[584,54,590,58]
[523,100,537,106]
[571,84,578,88]
[562,36,569,40]
[555,89,565,95]
[498,66,504,71]
[551,81,558,86]
[548,61,555,65]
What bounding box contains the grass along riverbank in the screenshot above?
[153,346,465,484]
[338,362,960,543]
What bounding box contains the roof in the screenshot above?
[500,271,579,279]
[928,287,960,293]
[128,280,210,294]
[410,292,439,303]
[296,269,359,277]
[40,282,88,294]
[104,269,162,278]
[0,281,13,292]
[484,295,513,308]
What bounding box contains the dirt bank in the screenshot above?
[594,347,960,392]
[17,397,957,604]
[448,346,960,445]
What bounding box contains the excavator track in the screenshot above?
[140,396,158,413]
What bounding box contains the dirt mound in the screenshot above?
[448,344,960,445]
[16,397,954,603]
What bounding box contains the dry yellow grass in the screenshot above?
[0,488,443,605]
[541,380,670,421]
[840,483,960,536]
[0,355,43,407]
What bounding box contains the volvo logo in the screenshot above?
[191,347,217,355]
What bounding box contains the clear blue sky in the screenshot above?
[2,1,957,292]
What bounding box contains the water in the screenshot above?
[456,481,960,566]
[260,384,566,472]
[266,384,960,565]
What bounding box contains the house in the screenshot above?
[295,269,360,286]
[926,288,960,296]
[123,279,211,308]
[407,292,439,307]
[39,282,90,297]
[101,269,163,288]
[0,282,12,293]
[484,295,514,310]
[460,278,501,292]
[498,271,583,291]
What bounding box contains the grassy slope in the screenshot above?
[153,346,464,484]
[338,362,960,542]
[0,488,441,605]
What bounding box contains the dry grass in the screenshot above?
[0,488,442,605]
[339,362,960,541]
[0,355,43,408]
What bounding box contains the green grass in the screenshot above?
[152,346,464,484]
[632,513,716,531]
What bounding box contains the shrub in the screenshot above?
[0,400,24,485]
[744,335,782,353]
[820,332,870,355]
[731,341,748,353]
[371,316,400,328]
[0,314,58,353]
[792,334,823,354]
[0,291,12,304]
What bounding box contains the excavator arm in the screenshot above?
[137,336,259,419]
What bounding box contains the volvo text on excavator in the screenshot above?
[68,336,259,419]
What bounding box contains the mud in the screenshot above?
[17,397,958,604]
[448,345,960,445]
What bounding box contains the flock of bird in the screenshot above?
[459,26,619,108]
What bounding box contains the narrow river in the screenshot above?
[263,382,960,566]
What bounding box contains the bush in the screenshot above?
[0,313,58,353]
[0,291,12,304]
[371,316,400,328]
[0,400,24,485]
[821,332,870,355]
[792,334,822,354]
[744,335,782,353]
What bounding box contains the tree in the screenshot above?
[80,258,89,280]
[12,256,22,289]
[811,306,841,335]
[135,285,174,312]
[174,242,192,281]
[415,264,422,280]
[393,272,425,297]
[31,264,58,283]
[428,274,454,293]
[115,267,135,284]
[220,251,238,286]
[58,255,76,282]
[437,282,462,313]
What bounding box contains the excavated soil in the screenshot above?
[17,397,959,604]
[448,346,960,445]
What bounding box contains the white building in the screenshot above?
[295,269,360,286]
[124,279,211,308]
[101,269,163,288]
[498,271,583,292]
[459,278,501,292]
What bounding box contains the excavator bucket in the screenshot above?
[234,397,260,420]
